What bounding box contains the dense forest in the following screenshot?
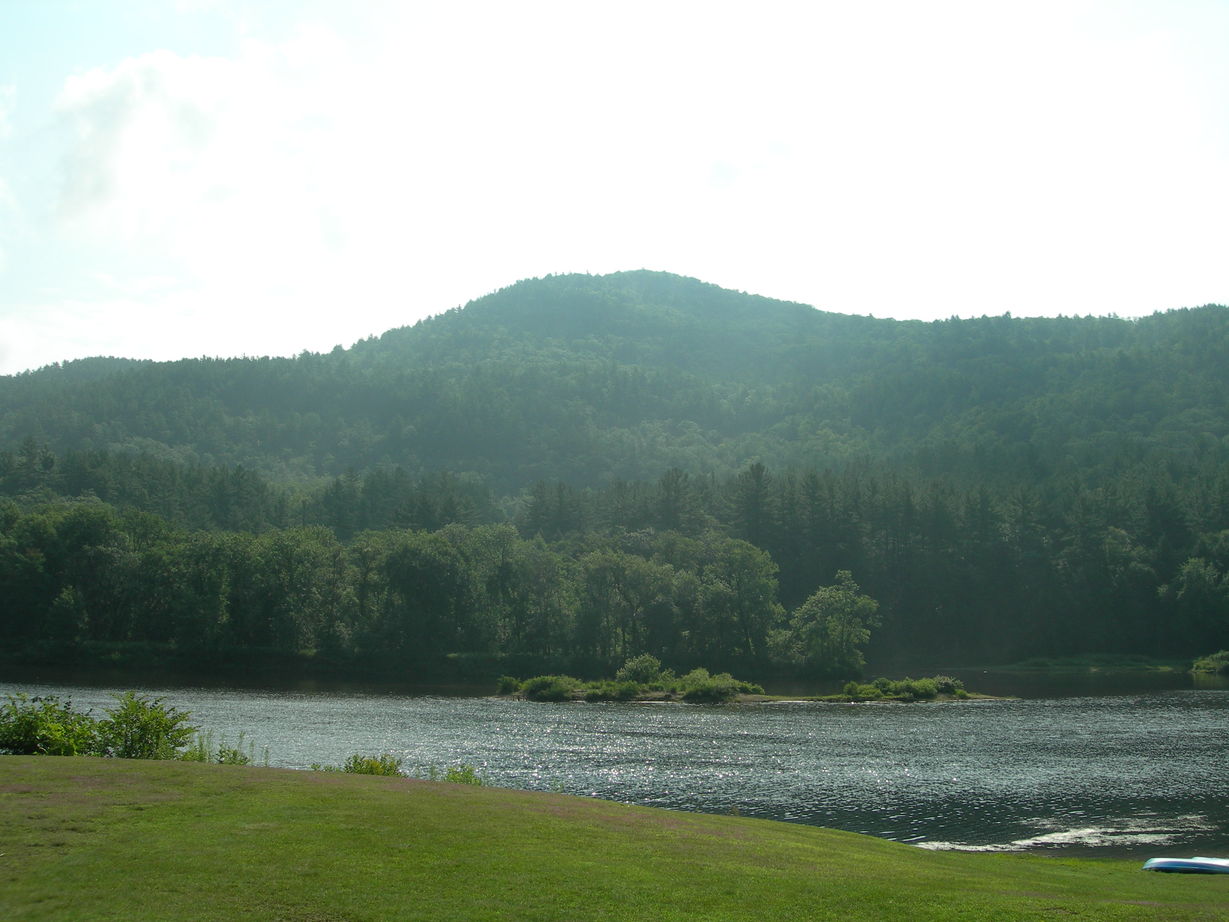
[2,271,1227,679]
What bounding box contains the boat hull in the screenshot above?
[1143,857,1229,874]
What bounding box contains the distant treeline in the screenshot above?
[0,497,850,678]
[3,447,1227,672]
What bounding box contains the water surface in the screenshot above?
[5,678,1226,856]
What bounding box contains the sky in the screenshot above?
[1,0,1227,375]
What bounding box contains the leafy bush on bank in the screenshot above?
[840,675,967,701]
[310,753,405,775]
[346,753,405,775]
[440,763,484,785]
[2,690,494,786]
[0,691,196,758]
[505,656,765,704]
[0,693,97,756]
[310,755,486,786]
[181,730,260,765]
[1192,650,1229,675]
[520,674,582,701]
[584,680,641,701]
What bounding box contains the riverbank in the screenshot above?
[2,756,1222,922]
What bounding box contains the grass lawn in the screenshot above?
[1,756,1225,921]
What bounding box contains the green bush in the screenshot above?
[678,669,741,703]
[0,694,97,756]
[845,683,883,700]
[932,675,965,695]
[676,667,709,688]
[342,753,404,776]
[94,692,197,760]
[844,675,968,701]
[517,665,758,704]
[216,739,254,765]
[182,731,257,765]
[615,654,663,685]
[895,677,939,700]
[584,680,641,701]
[496,675,522,695]
[1192,651,1229,675]
[0,692,198,760]
[520,675,581,701]
[444,763,484,785]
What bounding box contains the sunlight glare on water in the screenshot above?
[5,682,1227,856]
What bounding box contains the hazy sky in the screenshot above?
[1,0,1227,375]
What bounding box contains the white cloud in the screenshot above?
[0,85,14,139]
[1,0,1224,375]
[50,35,371,317]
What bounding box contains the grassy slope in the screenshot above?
[1,757,1224,921]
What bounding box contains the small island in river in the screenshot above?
[500,655,985,704]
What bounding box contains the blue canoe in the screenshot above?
[1143,857,1229,874]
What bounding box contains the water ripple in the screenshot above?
[6,682,1227,855]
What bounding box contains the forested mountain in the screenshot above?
[3,271,1228,675]
[5,270,1225,489]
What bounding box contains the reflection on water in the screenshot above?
[4,677,1227,856]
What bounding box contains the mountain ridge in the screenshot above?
[2,270,1227,492]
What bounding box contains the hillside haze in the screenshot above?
[4,270,1226,491]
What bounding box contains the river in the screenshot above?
[3,673,1227,857]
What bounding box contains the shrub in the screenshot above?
[182,731,255,765]
[216,736,254,766]
[615,654,663,685]
[181,731,213,763]
[520,675,581,702]
[1192,651,1229,675]
[93,692,197,760]
[495,675,522,695]
[444,763,484,785]
[679,669,741,703]
[584,680,641,701]
[891,677,938,701]
[0,694,97,756]
[342,753,404,776]
[844,675,969,701]
[932,675,965,695]
[676,667,709,688]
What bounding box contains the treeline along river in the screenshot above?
[4,676,1228,857]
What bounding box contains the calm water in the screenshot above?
[4,678,1227,856]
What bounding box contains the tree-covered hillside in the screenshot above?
[5,270,1225,490]
[2,271,1228,674]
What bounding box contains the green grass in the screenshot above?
[1,757,1225,921]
